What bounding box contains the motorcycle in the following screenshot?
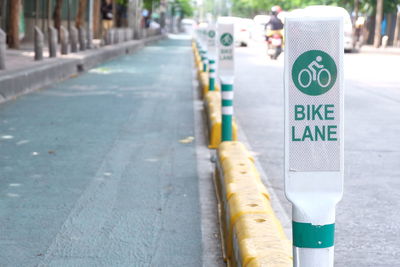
[266,32,283,60]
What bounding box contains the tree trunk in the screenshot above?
[394,11,400,47]
[53,0,63,41]
[93,0,101,38]
[113,0,117,28]
[373,0,384,48]
[76,0,88,28]
[47,0,51,28]
[9,0,20,48]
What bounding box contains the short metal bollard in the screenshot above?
[60,26,69,55]
[70,26,78,53]
[0,29,6,69]
[87,28,93,49]
[78,27,86,51]
[105,29,114,45]
[34,26,44,61]
[114,28,119,44]
[48,26,58,58]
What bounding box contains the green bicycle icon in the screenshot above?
[292,50,337,96]
[298,56,331,88]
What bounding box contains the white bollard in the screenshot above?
[284,7,345,267]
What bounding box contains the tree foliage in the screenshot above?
[176,0,194,17]
[230,0,400,18]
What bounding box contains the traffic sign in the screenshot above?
[217,20,235,141]
[284,10,344,267]
[217,21,234,84]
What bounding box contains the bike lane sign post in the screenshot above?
[207,24,217,91]
[217,20,234,142]
[284,11,344,267]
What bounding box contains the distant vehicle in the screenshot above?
[253,15,270,41]
[218,16,251,47]
[181,19,196,34]
[288,6,356,52]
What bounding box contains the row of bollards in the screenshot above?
[0,27,135,70]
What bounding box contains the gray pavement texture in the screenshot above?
[0,36,164,103]
[234,41,400,266]
[0,37,203,266]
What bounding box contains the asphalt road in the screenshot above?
[234,41,400,266]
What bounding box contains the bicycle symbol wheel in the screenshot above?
[298,69,312,88]
[298,68,332,88]
[317,68,331,88]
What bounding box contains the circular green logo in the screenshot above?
[292,50,337,96]
[220,33,233,47]
[208,30,216,38]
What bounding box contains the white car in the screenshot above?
[289,6,355,52]
[252,15,270,41]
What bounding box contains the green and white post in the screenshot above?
[284,8,344,267]
[200,28,208,72]
[217,20,235,142]
[207,24,217,91]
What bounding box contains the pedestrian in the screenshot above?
[101,0,113,33]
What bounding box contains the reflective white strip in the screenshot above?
[222,91,234,100]
[222,106,234,115]
[209,72,216,78]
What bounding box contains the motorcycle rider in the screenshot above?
[265,6,284,41]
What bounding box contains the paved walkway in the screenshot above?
[0,37,203,266]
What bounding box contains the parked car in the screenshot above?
[289,6,356,52]
[252,15,270,41]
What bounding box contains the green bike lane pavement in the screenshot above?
[0,37,204,266]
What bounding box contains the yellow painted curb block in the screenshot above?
[218,141,255,163]
[232,214,292,266]
[214,141,292,266]
[204,92,238,149]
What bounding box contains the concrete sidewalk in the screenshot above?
[359,44,400,55]
[0,35,164,103]
[0,36,211,266]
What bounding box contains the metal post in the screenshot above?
[70,25,78,52]
[0,29,6,69]
[60,25,69,54]
[48,26,57,57]
[78,27,86,50]
[34,26,44,60]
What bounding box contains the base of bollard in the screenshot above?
[294,246,334,267]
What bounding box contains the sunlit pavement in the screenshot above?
[234,39,400,266]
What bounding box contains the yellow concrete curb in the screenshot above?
[215,141,293,267]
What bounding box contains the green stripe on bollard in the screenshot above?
[221,83,233,142]
[222,115,232,141]
[209,59,216,91]
[293,221,335,248]
[222,99,233,106]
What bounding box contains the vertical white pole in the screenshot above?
[284,8,345,267]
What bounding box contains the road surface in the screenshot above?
[234,41,400,266]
